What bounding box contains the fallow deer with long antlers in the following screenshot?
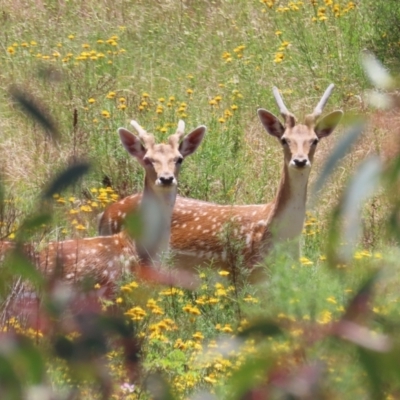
[0,120,206,288]
[98,85,343,271]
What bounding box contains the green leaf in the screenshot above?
[42,162,90,199]
[0,354,23,399]
[357,348,384,400]
[312,121,366,198]
[15,337,46,384]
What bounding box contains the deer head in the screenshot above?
[118,120,207,193]
[258,84,343,170]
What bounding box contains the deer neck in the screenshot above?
[136,176,177,264]
[263,162,310,256]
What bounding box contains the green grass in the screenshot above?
[1,0,400,398]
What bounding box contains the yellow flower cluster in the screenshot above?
[51,187,119,235]
[273,30,291,63]
[303,213,319,236]
[233,44,246,59]
[312,1,356,21]
[125,306,146,321]
[2,317,43,340]
[6,34,126,64]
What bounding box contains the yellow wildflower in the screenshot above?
[326,296,337,304]
[317,310,332,324]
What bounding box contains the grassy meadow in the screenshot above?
[1,0,400,398]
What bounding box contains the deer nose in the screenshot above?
[159,175,174,185]
[293,159,308,168]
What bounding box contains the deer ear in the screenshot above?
[315,110,343,139]
[179,125,206,158]
[118,128,147,165]
[258,109,285,138]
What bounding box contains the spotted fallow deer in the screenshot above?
[98,85,343,271]
[0,120,206,287]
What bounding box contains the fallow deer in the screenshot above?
[0,120,206,288]
[98,84,343,271]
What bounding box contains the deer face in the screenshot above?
[118,121,206,192]
[279,124,320,169]
[258,105,343,171]
[142,143,183,188]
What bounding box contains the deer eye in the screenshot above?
[312,139,319,146]
[175,157,184,165]
[281,138,288,145]
[143,157,153,166]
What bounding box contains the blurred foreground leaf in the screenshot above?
[342,272,379,323]
[16,213,52,242]
[6,248,44,288]
[238,320,282,338]
[125,211,143,240]
[135,197,168,263]
[225,356,274,400]
[313,121,366,199]
[358,348,385,400]
[0,353,22,399]
[42,162,90,199]
[145,373,176,400]
[340,156,382,260]
[361,52,395,90]
[336,321,391,352]
[9,86,59,141]
[15,336,46,384]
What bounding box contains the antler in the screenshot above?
[168,120,185,148]
[130,119,155,148]
[305,83,335,126]
[272,87,296,127]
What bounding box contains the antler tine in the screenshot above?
[272,86,296,127]
[130,120,146,136]
[130,119,155,147]
[312,83,335,119]
[175,119,185,140]
[168,120,186,147]
[273,86,293,118]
